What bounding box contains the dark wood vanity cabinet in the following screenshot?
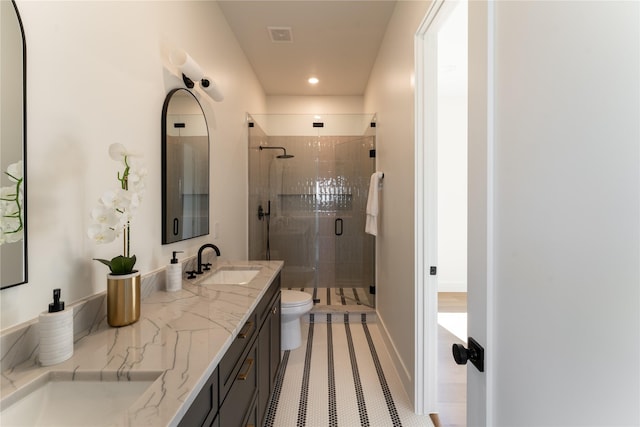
[257,289,281,423]
[177,365,219,427]
[178,273,281,427]
[218,339,258,426]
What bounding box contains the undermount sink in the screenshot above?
[0,372,159,426]
[202,266,261,284]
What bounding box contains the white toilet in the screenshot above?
[280,290,313,350]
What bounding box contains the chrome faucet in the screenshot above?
[196,243,221,274]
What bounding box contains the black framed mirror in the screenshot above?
[161,88,210,244]
[1,0,27,289]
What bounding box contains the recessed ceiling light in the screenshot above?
[308,77,319,85]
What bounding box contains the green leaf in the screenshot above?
[93,255,137,275]
[93,258,113,269]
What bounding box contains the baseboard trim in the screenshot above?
[376,312,413,401]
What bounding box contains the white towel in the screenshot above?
[365,172,383,236]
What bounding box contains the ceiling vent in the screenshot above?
[268,26,293,43]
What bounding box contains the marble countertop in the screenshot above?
[0,260,283,426]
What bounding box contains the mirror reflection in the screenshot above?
[161,88,210,244]
[1,0,27,289]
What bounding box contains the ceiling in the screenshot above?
[217,1,397,96]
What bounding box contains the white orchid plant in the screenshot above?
[88,144,146,275]
[0,161,24,245]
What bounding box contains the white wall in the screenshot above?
[266,96,364,115]
[436,1,467,293]
[364,0,431,403]
[475,1,639,424]
[258,96,371,135]
[0,1,266,329]
[437,93,467,292]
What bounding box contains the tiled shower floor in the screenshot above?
[264,313,434,427]
[288,287,375,308]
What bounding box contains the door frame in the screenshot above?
[414,0,448,415]
[414,0,494,422]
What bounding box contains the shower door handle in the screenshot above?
[335,218,343,236]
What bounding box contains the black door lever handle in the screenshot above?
[452,337,485,372]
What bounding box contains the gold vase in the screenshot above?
[107,271,141,327]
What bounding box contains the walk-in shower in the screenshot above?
[248,113,377,307]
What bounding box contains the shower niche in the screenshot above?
[248,114,376,308]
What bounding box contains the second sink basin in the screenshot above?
[0,372,159,426]
[203,266,261,284]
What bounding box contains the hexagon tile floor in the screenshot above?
[289,287,375,307]
[264,313,434,427]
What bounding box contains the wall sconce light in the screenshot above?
[169,49,224,102]
[200,78,224,102]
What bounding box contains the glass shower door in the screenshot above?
[333,136,376,307]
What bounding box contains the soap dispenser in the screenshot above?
[38,288,73,366]
[166,251,184,292]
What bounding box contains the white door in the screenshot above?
[467,1,640,425]
[466,2,490,423]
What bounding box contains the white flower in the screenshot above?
[0,201,23,242]
[0,222,23,244]
[87,223,117,244]
[127,191,140,213]
[88,144,144,258]
[108,144,126,163]
[0,161,24,245]
[90,205,120,227]
[0,186,19,206]
[127,166,146,192]
[98,191,120,214]
[109,143,140,164]
[6,160,23,182]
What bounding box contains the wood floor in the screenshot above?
[436,292,467,427]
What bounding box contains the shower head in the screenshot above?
[259,146,294,159]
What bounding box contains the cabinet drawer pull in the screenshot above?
[237,358,254,381]
[238,321,254,339]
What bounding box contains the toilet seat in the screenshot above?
[281,290,312,308]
